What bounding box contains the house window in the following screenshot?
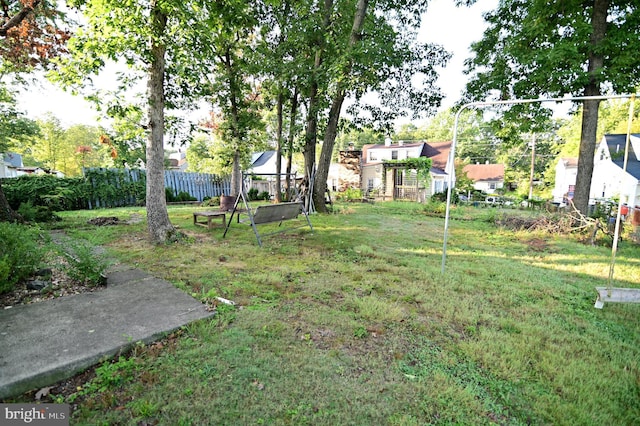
[489,182,496,190]
[367,179,374,191]
[391,150,398,160]
[369,151,377,161]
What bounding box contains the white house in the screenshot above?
[462,163,505,193]
[167,150,188,171]
[1,153,23,178]
[552,157,578,203]
[360,140,453,200]
[591,133,640,208]
[552,134,640,208]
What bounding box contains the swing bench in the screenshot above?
[223,172,313,246]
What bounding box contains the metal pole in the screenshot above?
[441,93,638,274]
[528,135,536,201]
[441,107,464,273]
[607,95,635,294]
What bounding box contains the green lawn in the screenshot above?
[42,202,640,424]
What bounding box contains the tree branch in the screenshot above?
[0,0,42,37]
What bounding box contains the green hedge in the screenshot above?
[3,175,88,211]
[2,169,146,215]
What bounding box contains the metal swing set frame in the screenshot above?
[440,93,640,309]
[222,172,313,247]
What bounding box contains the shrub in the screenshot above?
[59,240,108,287]
[431,191,459,203]
[201,196,220,207]
[3,175,87,211]
[0,222,49,293]
[176,191,197,202]
[17,201,59,223]
[165,187,176,202]
[258,191,271,201]
[339,187,363,201]
[247,188,259,201]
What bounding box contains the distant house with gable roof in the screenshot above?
[1,152,23,178]
[462,163,505,193]
[552,158,578,204]
[552,134,640,208]
[359,140,453,201]
[591,133,640,208]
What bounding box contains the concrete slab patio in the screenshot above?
[0,266,215,400]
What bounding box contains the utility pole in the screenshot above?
[528,135,536,201]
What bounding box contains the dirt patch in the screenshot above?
[87,216,121,226]
[523,237,549,252]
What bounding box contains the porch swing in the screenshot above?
[222,172,313,247]
[594,96,640,308]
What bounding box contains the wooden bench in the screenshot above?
[193,211,227,229]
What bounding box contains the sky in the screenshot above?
[17,0,498,128]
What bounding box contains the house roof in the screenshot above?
[462,164,505,182]
[250,151,276,168]
[361,141,452,172]
[423,141,451,171]
[2,152,23,168]
[603,134,640,180]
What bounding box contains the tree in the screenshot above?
[464,0,640,215]
[0,0,70,222]
[31,114,65,172]
[0,84,39,221]
[206,0,264,197]
[0,0,69,72]
[309,0,450,212]
[56,0,228,242]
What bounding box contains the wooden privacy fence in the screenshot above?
[164,170,231,202]
[84,168,231,209]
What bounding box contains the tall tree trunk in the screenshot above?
[573,0,609,216]
[146,1,175,243]
[0,180,21,222]
[303,0,333,187]
[230,149,241,198]
[315,94,345,212]
[285,88,298,199]
[303,71,319,183]
[275,91,284,202]
[223,46,243,197]
[314,0,369,212]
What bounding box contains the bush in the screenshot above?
[201,196,220,207]
[339,187,363,201]
[3,175,87,211]
[17,201,59,223]
[176,191,197,202]
[431,191,459,203]
[247,188,259,201]
[258,191,271,201]
[0,222,49,293]
[165,187,176,202]
[59,240,108,287]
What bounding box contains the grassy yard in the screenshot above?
[40,202,640,424]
